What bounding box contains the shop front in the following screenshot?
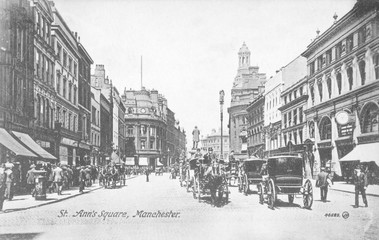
[60,138,77,166]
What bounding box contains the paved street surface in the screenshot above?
[0,174,378,240]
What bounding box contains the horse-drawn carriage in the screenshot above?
[237,157,266,195]
[225,160,239,186]
[101,164,125,188]
[191,158,229,206]
[155,167,164,176]
[257,154,313,209]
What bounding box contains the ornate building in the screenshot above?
[228,42,266,160]
[246,93,265,158]
[302,0,379,176]
[31,0,57,157]
[200,129,229,160]
[121,87,186,168]
[51,3,81,165]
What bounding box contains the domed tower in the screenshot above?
[238,42,251,69]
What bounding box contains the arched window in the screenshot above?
[327,77,332,98]
[336,72,342,95]
[359,60,366,85]
[319,117,332,140]
[347,66,353,90]
[361,103,379,133]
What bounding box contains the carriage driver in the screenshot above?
[203,147,216,176]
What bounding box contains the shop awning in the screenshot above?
[111,152,121,163]
[0,128,37,158]
[156,158,163,166]
[125,157,135,166]
[12,131,57,160]
[139,157,148,166]
[340,143,379,165]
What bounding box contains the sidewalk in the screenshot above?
[329,181,379,197]
[1,176,138,214]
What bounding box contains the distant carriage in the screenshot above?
[237,158,266,195]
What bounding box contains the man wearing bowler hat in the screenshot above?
[353,165,368,208]
[316,167,332,202]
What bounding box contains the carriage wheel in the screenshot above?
[303,179,313,209]
[257,183,264,204]
[288,194,294,204]
[243,174,249,195]
[267,179,276,209]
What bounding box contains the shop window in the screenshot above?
[347,67,353,90]
[299,107,303,123]
[362,103,379,133]
[327,77,332,98]
[336,72,342,95]
[299,129,303,143]
[293,109,297,125]
[319,117,332,140]
[359,61,366,85]
[141,140,146,150]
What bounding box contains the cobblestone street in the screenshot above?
[0,174,377,240]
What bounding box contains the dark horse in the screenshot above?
[202,173,227,207]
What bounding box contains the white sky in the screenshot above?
[53,0,355,142]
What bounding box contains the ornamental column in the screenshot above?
[330,69,338,99]
[331,112,341,176]
[313,117,321,174]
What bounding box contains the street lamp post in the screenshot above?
[219,90,225,160]
[167,148,170,166]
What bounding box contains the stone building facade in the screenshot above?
[228,42,266,160]
[200,129,229,160]
[246,93,265,158]
[302,0,379,176]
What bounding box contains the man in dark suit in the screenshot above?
[316,167,332,202]
[353,165,368,208]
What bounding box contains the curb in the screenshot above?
[1,175,139,214]
[329,188,379,198]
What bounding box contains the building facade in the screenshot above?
[277,56,308,155]
[0,0,36,173]
[31,0,57,157]
[90,87,100,165]
[302,0,379,176]
[200,129,229,160]
[246,93,265,158]
[51,3,81,165]
[228,42,266,160]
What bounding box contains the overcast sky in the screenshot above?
[53,0,355,142]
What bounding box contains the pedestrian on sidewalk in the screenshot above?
[4,164,14,200]
[316,167,332,202]
[52,164,64,195]
[0,164,7,212]
[353,165,368,208]
[146,167,150,182]
[79,166,86,193]
[26,164,36,196]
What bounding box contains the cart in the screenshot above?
[257,154,313,209]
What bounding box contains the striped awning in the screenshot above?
[0,128,37,158]
[12,131,56,160]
